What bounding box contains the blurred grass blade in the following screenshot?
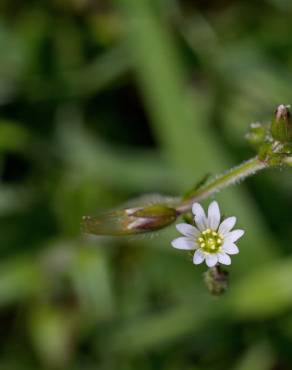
[69,246,114,321]
[64,42,132,97]
[234,341,274,370]
[230,257,292,318]
[29,305,77,368]
[0,259,44,306]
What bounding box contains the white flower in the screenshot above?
[171,201,244,267]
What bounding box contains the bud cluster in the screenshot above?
[203,265,229,296]
[246,104,292,165]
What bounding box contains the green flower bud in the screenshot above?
[271,104,292,142]
[203,265,229,296]
[82,204,177,236]
[245,122,267,147]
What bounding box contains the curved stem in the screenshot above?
[177,156,267,214]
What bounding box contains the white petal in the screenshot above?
[217,252,231,265]
[205,254,218,267]
[192,203,207,231]
[176,223,199,237]
[225,229,245,243]
[193,249,205,264]
[208,201,221,230]
[218,216,236,236]
[222,242,239,255]
[171,237,197,250]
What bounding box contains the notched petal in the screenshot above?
[218,216,236,235]
[193,249,205,264]
[171,237,196,250]
[225,229,245,242]
[222,242,239,255]
[208,201,221,230]
[192,203,207,230]
[217,252,231,265]
[206,254,218,267]
[176,223,199,237]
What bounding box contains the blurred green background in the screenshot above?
[2,0,292,369]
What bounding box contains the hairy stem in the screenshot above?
[177,156,267,214]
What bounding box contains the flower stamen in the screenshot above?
[197,229,223,254]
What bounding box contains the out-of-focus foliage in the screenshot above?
[1,0,292,369]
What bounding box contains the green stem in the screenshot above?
[177,156,267,214]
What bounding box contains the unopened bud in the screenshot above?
[204,265,229,296]
[271,104,292,142]
[245,122,267,147]
[82,204,177,236]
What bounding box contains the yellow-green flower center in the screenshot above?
[197,228,223,254]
